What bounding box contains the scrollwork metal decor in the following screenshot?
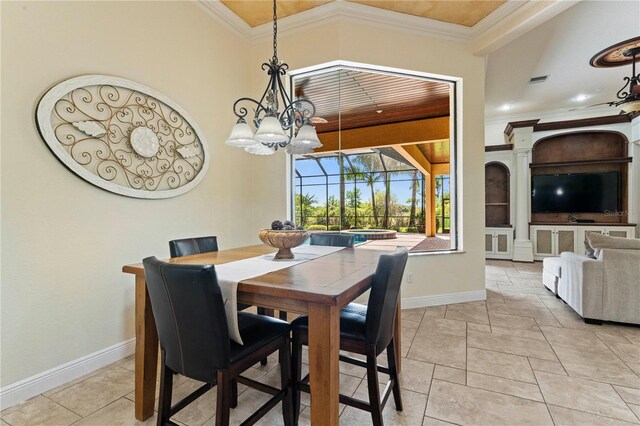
[36,75,210,199]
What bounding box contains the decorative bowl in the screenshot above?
[258,229,310,260]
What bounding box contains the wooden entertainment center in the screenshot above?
[485,113,638,261]
[530,130,630,224]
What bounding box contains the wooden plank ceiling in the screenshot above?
[221,0,505,28]
[296,69,450,133]
[417,139,449,164]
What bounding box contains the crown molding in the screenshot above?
[471,1,530,37]
[248,0,472,43]
[197,0,579,55]
[471,0,580,55]
[196,0,253,41]
[486,104,616,125]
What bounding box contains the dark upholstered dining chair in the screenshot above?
[169,236,219,258]
[309,233,355,248]
[169,236,269,365]
[142,257,294,426]
[291,248,408,426]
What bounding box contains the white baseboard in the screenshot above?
[0,338,135,410]
[1,289,485,409]
[401,289,487,309]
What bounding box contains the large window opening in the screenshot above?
[290,63,458,253]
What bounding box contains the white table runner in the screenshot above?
[216,245,345,344]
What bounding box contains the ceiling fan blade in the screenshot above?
[568,101,615,111]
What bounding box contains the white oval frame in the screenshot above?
[36,75,211,199]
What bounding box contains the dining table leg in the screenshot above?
[308,303,340,425]
[135,276,159,421]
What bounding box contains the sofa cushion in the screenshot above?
[543,256,562,276]
[587,232,640,251]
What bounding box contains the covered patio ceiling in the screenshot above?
[294,68,450,133]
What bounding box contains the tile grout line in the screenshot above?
[594,331,639,374]
[610,383,640,421]
[422,363,437,423]
[527,356,556,425]
[531,369,640,423]
[464,320,468,385]
[534,314,570,377]
[40,393,84,423]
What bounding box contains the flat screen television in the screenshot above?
[531,172,619,213]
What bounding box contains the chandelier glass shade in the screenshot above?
[226,0,322,155]
[225,122,258,148]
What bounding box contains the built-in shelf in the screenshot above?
[529,157,632,168]
[485,162,510,227]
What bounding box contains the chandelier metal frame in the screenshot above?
[230,0,317,151]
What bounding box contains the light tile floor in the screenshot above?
[3,260,640,425]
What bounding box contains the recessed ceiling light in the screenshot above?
[500,104,511,111]
[573,94,589,102]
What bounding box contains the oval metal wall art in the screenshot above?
[36,75,210,199]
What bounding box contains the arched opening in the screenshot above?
[485,162,510,227]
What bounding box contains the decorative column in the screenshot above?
[509,123,536,262]
[629,117,640,236]
[512,149,534,261]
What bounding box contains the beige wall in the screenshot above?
[251,20,487,299]
[0,1,258,386]
[1,2,486,389]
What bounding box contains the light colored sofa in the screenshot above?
[542,257,561,295]
[559,248,640,325]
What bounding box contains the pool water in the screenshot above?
[301,233,368,245]
[353,234,368,244]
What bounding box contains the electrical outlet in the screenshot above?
[407,273,413,283]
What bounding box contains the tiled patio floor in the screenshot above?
[357,233,451,252]
[3,260,639,425]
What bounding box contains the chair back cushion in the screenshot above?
[309,233,354,248]
[143,257,230,382]
[365,248,408,351]
[169,236,219,258]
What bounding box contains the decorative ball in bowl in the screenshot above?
[259,221,309,260]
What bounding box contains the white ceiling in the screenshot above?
[485,0,640,118]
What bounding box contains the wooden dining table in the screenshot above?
[122,244,400,425]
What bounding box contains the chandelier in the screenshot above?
[225,0,322,156]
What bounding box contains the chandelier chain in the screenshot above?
[272,0,278,61]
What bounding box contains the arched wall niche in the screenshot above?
[485,161,510,227]
[531,130,629,224]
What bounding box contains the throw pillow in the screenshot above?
[586,232,640,251]
[584,231,598,259]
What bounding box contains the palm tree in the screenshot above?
[383,173,391,228]
[298,193,318,226]
[408,171,420,228]
[343,162,365,228]
[350,155,383,228]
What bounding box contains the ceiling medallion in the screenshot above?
[589,36,640,113]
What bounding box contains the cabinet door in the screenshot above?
[607,228,631,238]
[495,233,510,255]
[556,228,577,255]
[533,227,555,257]
[485,233,495,254]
